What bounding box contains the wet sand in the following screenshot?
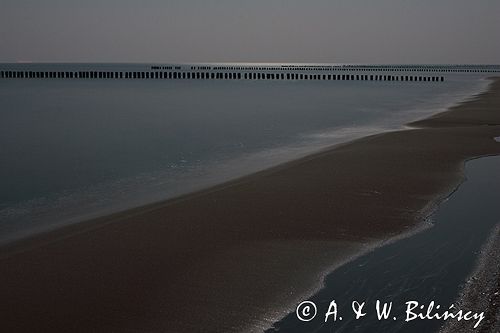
[1,78,500,332]
[440,224,500,333]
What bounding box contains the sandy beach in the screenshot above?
[1,78,500,332]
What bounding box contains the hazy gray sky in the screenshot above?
[1,0,499,64]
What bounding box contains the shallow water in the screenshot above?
[267,155,500,332]
[0,65,492,243]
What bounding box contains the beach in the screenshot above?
[440,224,500,333]
[1,78,500,332]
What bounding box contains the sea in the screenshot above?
[0,64,494,245]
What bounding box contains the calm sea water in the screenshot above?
[0,64,491,243]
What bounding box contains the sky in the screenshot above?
[1,0,499,64]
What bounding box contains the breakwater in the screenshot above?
[0,69,445,82]
[1,64,499,82]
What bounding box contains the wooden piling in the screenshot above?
[0,66,455,84]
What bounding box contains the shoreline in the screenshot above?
[1,78,500,332]
[0,76,490,247]
[267,153,500,333]
[439,223,500,333]
[262,135,500,333]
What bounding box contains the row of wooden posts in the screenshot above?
[0,70,445,82]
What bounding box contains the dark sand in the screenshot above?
[1,78,500,332]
